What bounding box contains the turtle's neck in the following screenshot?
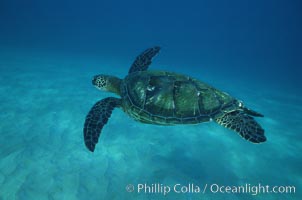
[107,76,122,96]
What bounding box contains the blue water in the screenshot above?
[0,0,301,200]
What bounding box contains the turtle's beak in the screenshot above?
[92,76,98,86]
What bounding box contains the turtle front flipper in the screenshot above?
[84,97,121,152]
[215,111,266,143]
[128,46,160,74]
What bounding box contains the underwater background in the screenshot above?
[0,0,301,199]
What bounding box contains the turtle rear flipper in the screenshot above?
[84,97,121,152]
[215,111,266,143]
[128,46,160,74]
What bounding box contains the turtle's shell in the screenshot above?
[121,71,239,125]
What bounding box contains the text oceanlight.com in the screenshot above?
[125,183,296,196]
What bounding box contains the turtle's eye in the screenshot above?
[93,75,107,90]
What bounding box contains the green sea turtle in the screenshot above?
[84,46,266,152]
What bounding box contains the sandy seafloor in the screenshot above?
[0,49,301,200]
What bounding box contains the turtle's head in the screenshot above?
[92,75,108,90]
[92,74,121,95]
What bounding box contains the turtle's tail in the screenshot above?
[242,107,264,117]
[215,111,266,143]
